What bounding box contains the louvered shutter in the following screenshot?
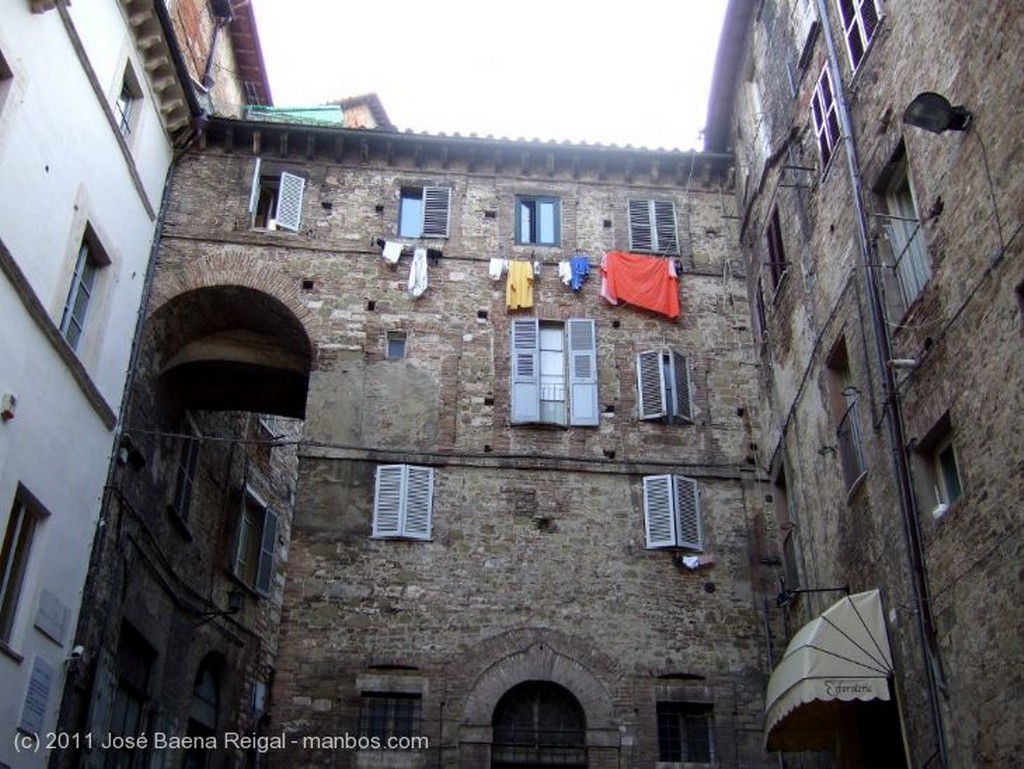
[653,200,679,254]
[644,475,677,549]
[373,465,404,537]
[275,172,305,232]
[637,350,666,420]
[628,199,654,252]
[511,319,541,423]
[673,475,703,550]
[402,466,434,540]
[669,350,693,422]
[567,319,599,426]
[255,507,278,595]
[422,186,451,237]
[248,158,262,224]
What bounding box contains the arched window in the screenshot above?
[183,654,222,769]
[491,681,587,768]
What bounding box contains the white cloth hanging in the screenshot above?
[382,240,403,264]
[408,247,428,298]
[488,257,506,281]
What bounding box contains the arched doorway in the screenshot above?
[491,681,587,768]
[183,654,222,769]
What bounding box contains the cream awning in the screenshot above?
[765,589,893,750]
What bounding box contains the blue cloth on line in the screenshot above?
[570,254,590,291]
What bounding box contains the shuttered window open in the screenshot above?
[643,474,703,550]
[567,319,598,426]
[255,507,278,595]
[628,199,679,254]
[512,319,599,427]
[373,465,434,541]
[637,349,693,423]
[511,319,541,424]
[422,186,451,237]
[275,172,305,232]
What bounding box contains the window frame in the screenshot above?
[0,487,45,645]
[372,465,435,541]
[359,692,423,741]
[628,198,679,254]
[232,485,278,596]
[510,318,599,427]
[398,185,451,238]
[811,64,841,174]
[881,154,930,310]
[933,436,963,507]
[656,701,715,763]
[835,0,883,72]
[636,348,693,424]
[170,414,201,524]
[386,331,407,360]
[60,229,109,352]
[765,207,788,292]
[514,195,561,246]
[643,474,703,551]
[113,63,143,140]
[248,158,306,232]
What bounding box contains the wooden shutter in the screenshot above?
[402,466,434,540]
[668,350,693,422]
[422,186,451,237]
[673,475,703,550]
[248,157,262,224]
[643,475,677,549]
[511,319,541,423]
[275,172,305,232]
[628,199,653,252]
[636,350,666,420]
[567,319,599,426]
[373,465,404,537]
[255,507,278,595]
[652,200,679,254]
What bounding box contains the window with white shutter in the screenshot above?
[249,159,306,231]
[233,486,278,596]
[636,349,693,423]
[510,319,598,427]
[373,465,434,540]
[643,474,703,550]
[399,186,451,238]
[628,199,679,254]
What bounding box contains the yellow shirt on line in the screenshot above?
[506,260,534,309]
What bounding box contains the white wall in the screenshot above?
[0,3,178,767]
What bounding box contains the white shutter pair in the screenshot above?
[248,158,306,232]
[643,474,702,550]
[636,349,693,422]
[373,465,434,540]
[510,318,599,426]
[628,199,679,254]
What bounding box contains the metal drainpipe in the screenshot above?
[812,1,948,767]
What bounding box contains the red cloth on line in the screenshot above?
[600,251,680,319]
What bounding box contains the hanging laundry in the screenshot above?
[570,254,591,292]
[489,257,507,281]
[600,251,680,319]
[408,247,428,298]
[506,260,534,310]
[382,240,403,264]
[558,260,573,286]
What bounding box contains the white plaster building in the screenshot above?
[0,2,196,766]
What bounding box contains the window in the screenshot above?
[933,438,963,506]
[373,465,434,540]
[657,702,714,763]
[492,682,586,768]
[105,624,155,769]
[636,349,692,423]
[510,319,598,427]
[60,231,107,351]
[1,488,42,644]
[386,331,407,360]
[836,0,882,71]
[881,153,930,310]
[643,474,702,550]
[183,659,220,769]
[773,466,801,592]
[398,186,451,238]
[826,339,865,491]
[765,207,787,290]
[360,693,422,740]
[628,199,679,254]
[515,196,560,245]
[754,278,768,343]
[914,413,963,517]
[171,415,201,523]
[114,65,142,138]
[232,487,278,596]
[811,65,841,172]
[248,159,306,232]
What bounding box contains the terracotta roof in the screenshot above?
[704,0,755,153]
[329,93,396,131]
[226,2,273,106]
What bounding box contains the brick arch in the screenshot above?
[460,628,618,730]
[147,248,321,343]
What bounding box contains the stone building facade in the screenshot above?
[124,113,780,768]
[708,0,1024,766]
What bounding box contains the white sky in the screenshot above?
[249,1,730,152]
